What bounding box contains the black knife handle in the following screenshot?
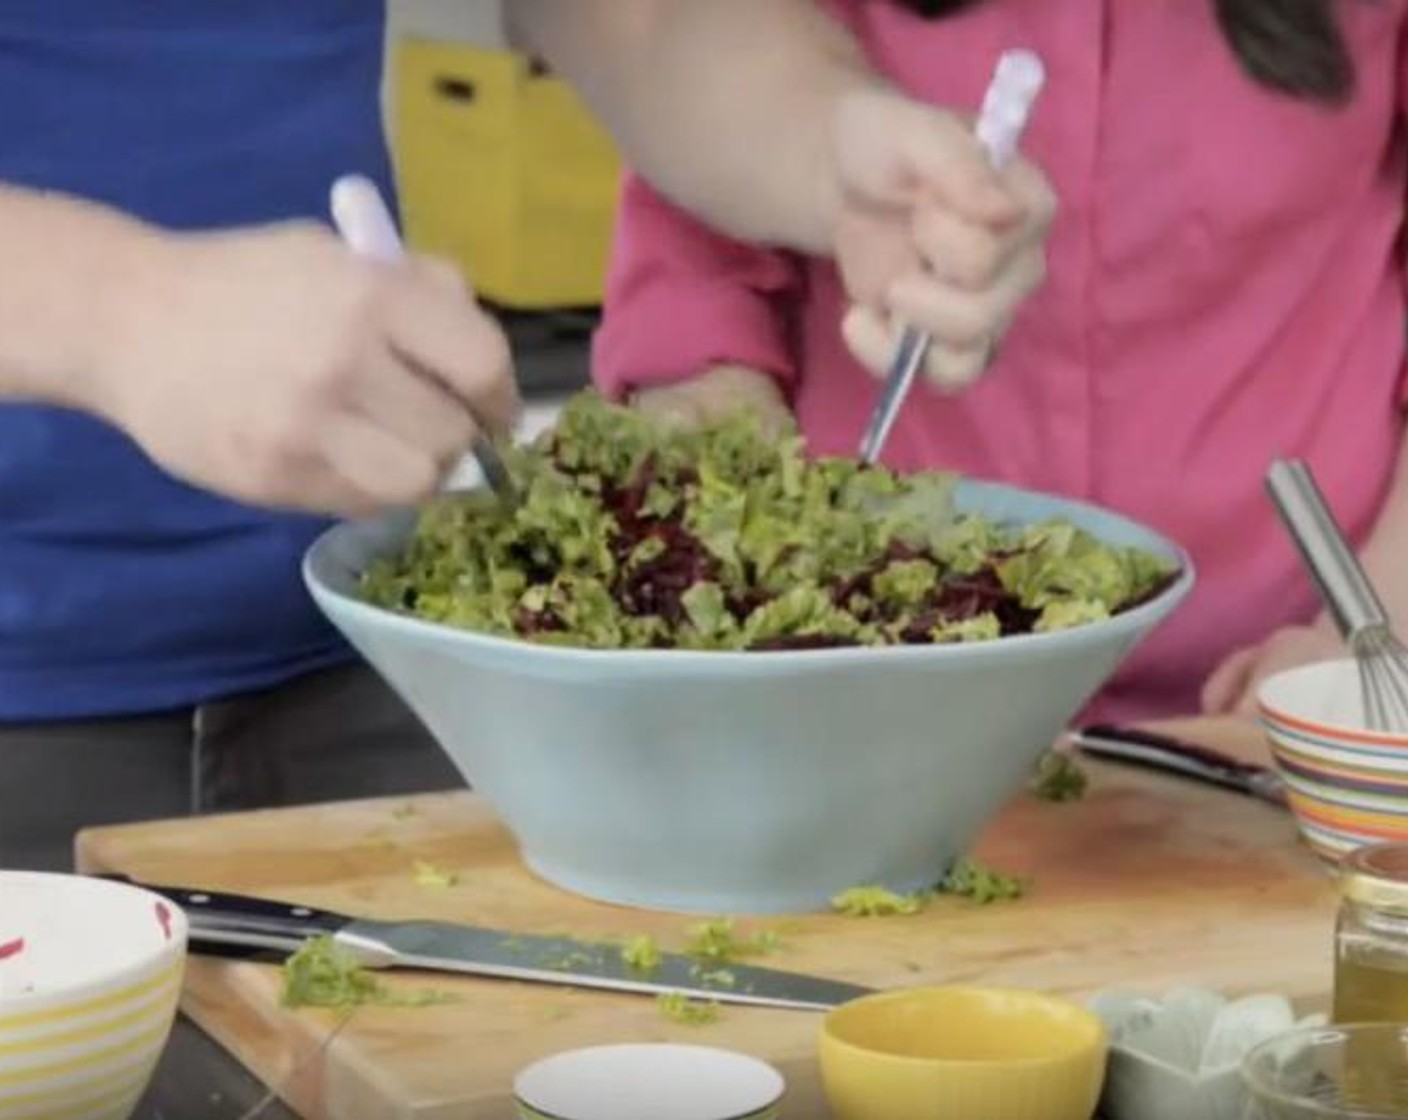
[1080,724,1263,775]
[97,874,349,953]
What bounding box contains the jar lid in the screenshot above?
[1340,842,1408,913]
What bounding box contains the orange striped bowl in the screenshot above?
[0,872,187,1120]
[1258,659,1408,863]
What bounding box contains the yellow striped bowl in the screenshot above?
[1259,659,1408,863]
[0,872,187,1120]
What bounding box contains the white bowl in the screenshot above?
[1088,988,1324,1120]
[515,1044,784,1120]
[0,872,188,1120]
[306,479,1191,914]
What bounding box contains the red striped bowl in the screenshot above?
[1258,659,1408,863]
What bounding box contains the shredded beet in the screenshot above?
[605,464,722,627]
[515,608,566,636]
[884,540,924,563]
[829,568,876,609]
[727,587,773,621]
[592,449,1114,644]
[0,937,25,962]
[612,452,660,521]
[933,568,1040,634]
[1121,569,1180,612]
[750,634,860,652]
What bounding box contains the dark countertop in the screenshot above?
[132,309,591,1120]
[136,1016,295,1120]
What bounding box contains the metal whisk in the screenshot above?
[1266,459,1408,733]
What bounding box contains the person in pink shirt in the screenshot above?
[593,0,1408,726]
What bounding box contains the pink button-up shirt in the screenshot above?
[593,0,1408,723]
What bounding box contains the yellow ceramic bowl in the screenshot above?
[819,986,1108,1120]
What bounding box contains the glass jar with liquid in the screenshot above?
[1333,841,1408,1022]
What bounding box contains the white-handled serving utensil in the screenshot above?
[857,49,1046,465]
[330,174,515,501]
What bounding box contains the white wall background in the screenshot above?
[388,0,505,47]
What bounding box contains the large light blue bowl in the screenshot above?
[304,480,1193,915]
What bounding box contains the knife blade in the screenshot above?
[103,878,874,1012]
[1068,724,1287,807]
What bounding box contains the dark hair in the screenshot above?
[898,0,1353,104]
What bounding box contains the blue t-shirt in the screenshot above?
[0,2,396,720]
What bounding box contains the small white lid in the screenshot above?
[514,1044,784,1120]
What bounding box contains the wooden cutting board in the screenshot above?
[75,718,1338,1120]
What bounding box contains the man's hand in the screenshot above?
[94,222,518,516]
[1201,621,1345,719]
[828,86,1056,389]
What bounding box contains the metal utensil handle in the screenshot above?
[858,50,1045,465]
[858,330,928,464]
[1265,459,1389,639]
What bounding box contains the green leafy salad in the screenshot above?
[361,393,1175,650]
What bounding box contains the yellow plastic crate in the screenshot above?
[391,38,622,310]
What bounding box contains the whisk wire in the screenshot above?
[1357,628,1408,735]
[1267,460,1408,735]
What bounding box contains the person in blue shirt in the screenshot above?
[0,2,1040,868]
[0,3,525,869]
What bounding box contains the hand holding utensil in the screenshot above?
[858,49,1046,465]
[330,174,517,502]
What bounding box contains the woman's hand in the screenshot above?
[1201,621,1345,719]
[630,365,793,434]
[94,222,518,517]
[826,85,1056,389]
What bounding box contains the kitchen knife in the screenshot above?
[104,878,874,1012]
[1069,724,1287,807]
